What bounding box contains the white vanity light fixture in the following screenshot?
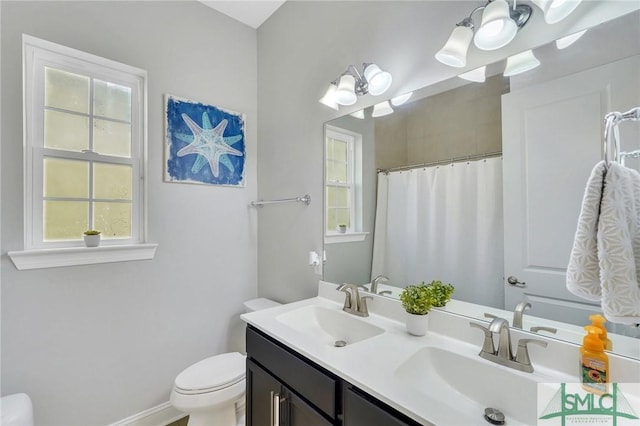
[503,49,541,76]
[435,19,474,68]
[458,66,487,82]
[319,63,393,109]
[555,29,587,49]
[349,109,365,119]
[474,0,521,50]
[319,84,339,110]
[436,0,532,68]
[335,74,358,106]
[532,0,583,24]
[363,63,393,96]
[371,101,394,117]
[391,92,413,106]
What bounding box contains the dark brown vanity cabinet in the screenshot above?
[247,360,334,426]
[246,325,422,426]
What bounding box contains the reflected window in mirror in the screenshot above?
[325,125,363,239]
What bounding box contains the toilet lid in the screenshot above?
[175,352,245,394]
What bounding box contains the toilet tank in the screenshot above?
[243,298,280,313]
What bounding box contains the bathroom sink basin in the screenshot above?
[276,305,384,346]
[395,346,566,425]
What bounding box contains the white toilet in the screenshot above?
[0,393,34,426]
[170,298,280,426]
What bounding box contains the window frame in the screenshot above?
[8,35,155,270]
[325,126,355,233]
[324,125,366,244]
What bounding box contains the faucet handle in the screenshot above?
[530,326,557,335]
[515,338,548,371]
[337,283,355,310]
[470,322,495,354]
[484,313,499,320]
[358,295,373,316]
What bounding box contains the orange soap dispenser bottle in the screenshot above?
[589,314,612,350]
[580,325,609,395]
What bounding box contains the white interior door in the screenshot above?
[502,55,640,327]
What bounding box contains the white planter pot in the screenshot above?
[405,312,429,336]
[84,234,101,247]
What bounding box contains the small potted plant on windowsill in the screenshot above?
[399,284,433,336]
[338,224,347,234]
[83,229,101,247]
[426,280,455,308]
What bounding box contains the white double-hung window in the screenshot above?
[10,35,155,270]
[324,125,366,243]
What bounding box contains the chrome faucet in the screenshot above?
[370,274,389,294]
[489,317,513,360]
[337,283,373,317]
[470,317,548,373]
[513,301,531,329]
[484,300,532,329]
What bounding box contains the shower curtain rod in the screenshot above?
[377,151,502,174]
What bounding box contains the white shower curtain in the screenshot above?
[371,157,504,308]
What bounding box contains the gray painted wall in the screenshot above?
[1,2,257,424]
[255,1,639,303]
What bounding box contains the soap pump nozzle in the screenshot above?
[588,314,612,350]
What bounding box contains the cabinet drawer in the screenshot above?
[246,326,338,419]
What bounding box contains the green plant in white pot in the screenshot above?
[83,229,101,247]
[425,280,455,308]
[399,284,433,336]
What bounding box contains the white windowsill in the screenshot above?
[8,243,158,270]
[324,232,369,244]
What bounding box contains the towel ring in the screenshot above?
[603,112,622,166]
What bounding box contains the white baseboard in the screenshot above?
[108,402,185,426]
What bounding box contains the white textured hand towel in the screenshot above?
[566,161,606,301]
[597,162,640,324]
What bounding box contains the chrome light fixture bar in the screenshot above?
[319,63,392,109]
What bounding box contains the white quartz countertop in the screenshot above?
[240,282,640,426]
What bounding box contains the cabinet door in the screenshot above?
[343,386,421,426]
[287,389,334,426]
[247,359,283,426]
[248,359,334,426]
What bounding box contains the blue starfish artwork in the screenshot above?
[165,95,245,186]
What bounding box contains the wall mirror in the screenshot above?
[322,9,640,360]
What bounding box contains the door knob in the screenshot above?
[507,276,526,287]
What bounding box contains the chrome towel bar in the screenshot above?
[251,194,311,208]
